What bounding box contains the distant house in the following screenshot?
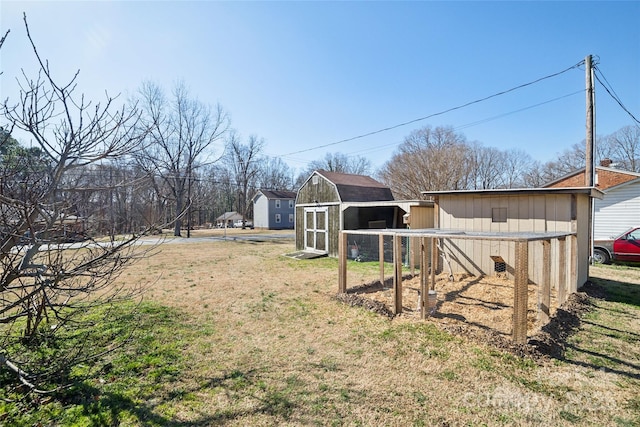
[545,162,640,239]
[215,211,243,228]
[295,170,432,256]
[251,189,296,230]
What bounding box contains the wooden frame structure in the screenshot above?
[338,228,575,344]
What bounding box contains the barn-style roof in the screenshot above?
[315,170,394,202]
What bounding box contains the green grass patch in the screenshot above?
[0,301,190,426]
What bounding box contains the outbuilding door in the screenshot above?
[303,207,329,253]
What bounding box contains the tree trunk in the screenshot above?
[174,193,183,237]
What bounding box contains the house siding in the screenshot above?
[545,166,640,243]
[253,195,270,228]
[595,181,640,239]
[268,199,295,229]
[252,190,296,230]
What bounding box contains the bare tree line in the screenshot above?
[378,124,640,198]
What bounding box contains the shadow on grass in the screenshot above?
[531,277,640,381]
[590,275,640,308]
[59,367,300,426]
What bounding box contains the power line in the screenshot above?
[301,89,586,161]
[280,60,586,157]
[593,65,640,125]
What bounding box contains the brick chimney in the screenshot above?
[600,158,613,167]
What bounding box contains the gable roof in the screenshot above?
[255,189,297,200]
[315,170,394,202]
[544,166,640,191]
[215,211,242,221]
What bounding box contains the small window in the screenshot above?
[312,175,319,185]
[288,213,294,223]
[275,213,281,223]
[289,200,294,209]
[492,207,507,223]
[275,200,281,209]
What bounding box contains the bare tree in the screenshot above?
[500,149,535,188]
[0,15,156,393]
[468,144,506,190]
[135,81,229,236]
[378,125,472,198]
[608,125,640,172]
[257,156,294,191]
[225,132,264,226]
[296,152,371,183]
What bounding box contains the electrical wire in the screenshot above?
[300,89,586,161]
[593,65,640,125]
[279,60,586,157]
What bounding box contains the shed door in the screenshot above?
[304,207,329,253]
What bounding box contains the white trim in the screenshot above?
[303,207,329,253]
[296,202,341,207]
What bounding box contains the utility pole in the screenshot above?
[585,54,596,266]
[585,55,595,186]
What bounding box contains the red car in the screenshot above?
[593,226,640,264]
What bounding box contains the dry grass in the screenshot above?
[108,229,639,426]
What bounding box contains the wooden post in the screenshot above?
[409,236,415,276]
[538,240,551,324]
[558,237,567,304]
[513,241,529,344]
[420,237,428,319]
[379,233,385,286]
[585,54,595,187]
[393,234,403,315]
[570,235,578,294]
[430,237,438,290]
[338,232,347,293]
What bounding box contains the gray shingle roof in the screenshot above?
[316,170,394,202]
[257,189,297,199]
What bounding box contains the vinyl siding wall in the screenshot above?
[594,181,640,239]
[253,195,270,229]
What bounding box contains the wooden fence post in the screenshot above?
[538,239,551,324]
[430,237,437,290]
[379,233,385,286]
[393,234,403,315]
[338,232,347,293]
[558,237,567,304]
[513,240,529,344]
[420,237,427,319]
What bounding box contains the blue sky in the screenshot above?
[1,1,638,173]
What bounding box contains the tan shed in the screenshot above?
[422,187,603,292]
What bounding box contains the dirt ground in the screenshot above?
[344,272,557,334]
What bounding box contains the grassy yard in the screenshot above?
[2,232,639,426]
